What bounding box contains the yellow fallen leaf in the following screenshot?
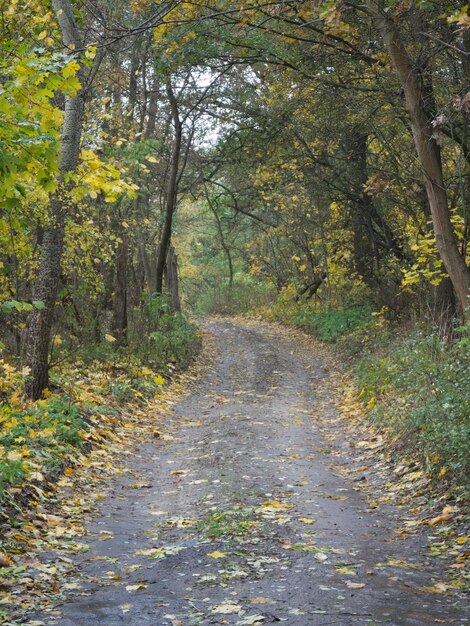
[428,512,452,526]
[30,471,45,482]
[135,548,162,557]
[261,500,293,510]
[299,518,315,524]
[406,470,424,481]
[6,450,23,461]
[0,553,13,567]
[207,551,226,559]
[421,584,447,594]
[250,597,274,604]
[335,566,357,575]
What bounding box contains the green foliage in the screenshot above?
[268,293,373,342]
[291,306,373,342]
[1,300,44,313]
[130,296,201,370]
[194,281,276,316]
[356,327,470,491]
[197,507,258,539]
[0,344,171,503]
[0,395,87,496]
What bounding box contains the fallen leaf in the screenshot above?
[207,550,227,559]
[250,597,274,604]
[125,583,147,592]
[421,584,447,594]
[0,553,13,567]
[428,510,453,526]
[237,615,265,625]
[261,500,292,509]
[212,603,242,614]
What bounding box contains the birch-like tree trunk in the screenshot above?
[25,0,84,399]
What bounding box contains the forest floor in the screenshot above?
[16,320,470,625]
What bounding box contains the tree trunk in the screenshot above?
[369,1,470,311]
[347,133,377,287]
[25,0,84,399]
[111,233,128,346]
[165,244,181,311]
[418,187,457,329]
[295,271,327,302]
[207,192,234,288]
[155,80,182,294]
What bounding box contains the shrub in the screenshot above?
[268,294,373,343]
[0,395,88,496]
[129,295,201,370]
[356,326,470,490]
[194,280,276,315]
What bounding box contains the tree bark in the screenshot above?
[25,0,84,399]
[155,80,182,294]
[369,0,470,312]
[111,233,128,346]
[347,133,377,287]
[164,244,181,311]
[418,188,457,331]
[207,192,234,288]
[295,270,327,302]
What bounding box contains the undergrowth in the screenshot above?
[0,297,201,511]
[194,280,275,316]
[356,327,470,492]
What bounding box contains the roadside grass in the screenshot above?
[356,327,470,493]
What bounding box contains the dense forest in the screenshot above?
[0,0,470,619]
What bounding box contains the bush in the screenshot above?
[0,395,88,496]
[268,291,373,343]
[292,306,373,341]
[194,280,276,315]
[129,295,201,370]
[356,326,470,490]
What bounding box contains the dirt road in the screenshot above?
[33,320,469,625]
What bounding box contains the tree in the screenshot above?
[25,0,86,399]
[368,0,470,312]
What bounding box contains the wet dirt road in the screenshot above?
[35,320,469,626]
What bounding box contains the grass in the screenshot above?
[356,326,470,492]
[290,305,373,342]
[197,506,258,539]
[195,281,276,316]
